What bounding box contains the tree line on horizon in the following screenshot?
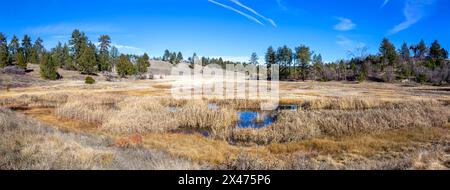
[259,38,449,85]
[0,30,150,80]
[1,30,449,85]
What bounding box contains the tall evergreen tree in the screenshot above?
[78,43,98,74]
[21,35,32,63]
[249,52,259,65]
[265,46,276,79]
[69,29,88,66]
[277,45,293,79]
[61,43,74,70]
[98,35,111,71]
[312,54,324,81]
[176,52,183,63]
[430,40,443,59]
[417,39,427,59]
[379,38,398,68]
[40,53,59,80]
[8,35,20,63]
[400,42,410,64]
[110,46,119,71]
[31,38,44,64]
[16,48,27,70]
[169,52,177,64]
[295,45,312,81]
[0,33,9,68]
[52,42,64,68]
[163,49,170,61]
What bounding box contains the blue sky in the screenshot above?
[0,0,449,62]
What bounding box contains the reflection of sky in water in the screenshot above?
[238,111,275,129]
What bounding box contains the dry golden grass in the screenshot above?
[231,102,447,145]
[101,97,179,134]
[2,76,450,170]
[0,108,204,170]
[177,100,238,139]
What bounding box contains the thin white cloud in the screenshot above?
[334,17,356,31]
[230,0,277,27]
[208,0,264,26]
[381,0,390,8]
[388,0,434,35]
[276,0,288,11]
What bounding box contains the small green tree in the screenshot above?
[16,49,27,70]
[136,53,150,74]
[40,53,59,80]
[116,55,135,77]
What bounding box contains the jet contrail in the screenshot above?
[230,0,277,27]
[208,0,264,26]
[381,0,390,8]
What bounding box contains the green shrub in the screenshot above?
[85,76,95,84]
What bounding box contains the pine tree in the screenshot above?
[78,43,98,75]
[0,33,9,68]
[250,52,259,65]
[16,48,26,70]
[295,45,312,81]
[169,52,177,64]
[429,40,443,59]
[69,29,88,67]
[52,42,64,68]
[98,35,111,71]
[136,53,150,74]
[31,38,44,64]
[110,46,119,71]
[40,53,59,80]
[22,35,32,63]
[417,39,427,59]
[61,43,74,70]
[163,49,170,61]
[312,54,324,81]
[8,35,20,63]
[400,42,410,64]
[277,45,293,79]
[176,52,183,63]
[379,38,398,69]
[117,55,135,77]
[265,46,276,79]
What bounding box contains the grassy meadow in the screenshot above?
[1,64,449,170]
